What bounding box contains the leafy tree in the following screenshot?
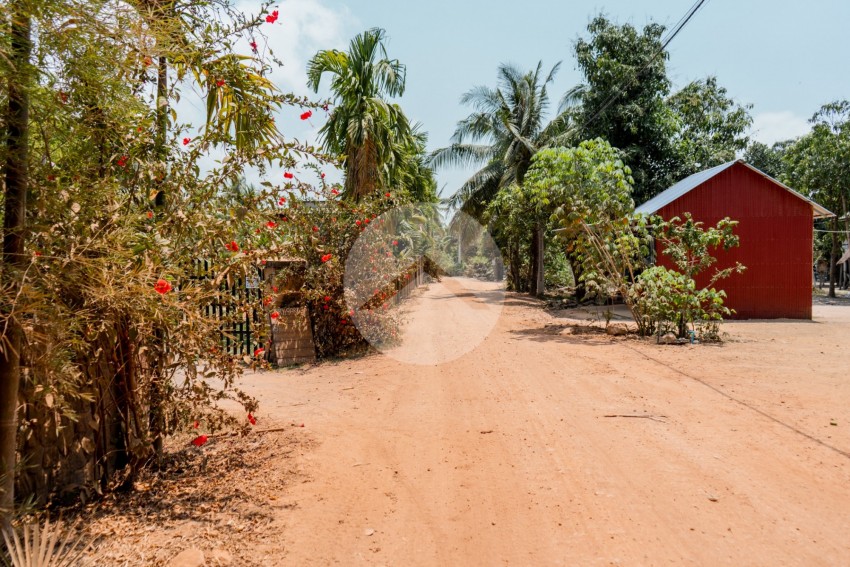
[782,100,850,297]
[743,140,793,178]
[307,28,424,200]
[571,16,677,205]
[523,140,635,301]
[431,61,574,294]
[667,76,752,175]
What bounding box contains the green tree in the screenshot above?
[783,101,850,297]
[307,28,415,200]
[743,140,793,179]
[431,61,574,294]
[571,16,677,205]
[524,140,635,301]
[668,76,752,175]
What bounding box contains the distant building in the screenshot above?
[636,160,834,319]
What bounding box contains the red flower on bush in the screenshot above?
[265,9,279,23]
[300,110,312,120]
[320,173,326,179]
[250,41,258,51]
[248,413,257,426]
[385,192,391,198]
[224,240,239,252]
[278,197,287,206]
[116,155,128,167]
[216,79,225,87]
[355,220,361,226]
[324,295,331,302]
[191,435,208,447]
[284,172,294,179]
[154,279,172,294]
[183,137,191,145]
[392,240,398,246]
[321,254,333,263]
[271,311,280,320]
[267,220,277,229]
[147,211,154,219]
[312,225,319,232]
[263,297,272,306]
[272,286,279,293]
[254,347,265,357]
[193,420,199,429]
[331,188,339,195]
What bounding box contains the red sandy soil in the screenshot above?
[90,280,850,565]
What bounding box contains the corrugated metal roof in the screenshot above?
[635,159,835,219]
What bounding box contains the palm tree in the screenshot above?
[307,28,413,200]
[430,62,575,294]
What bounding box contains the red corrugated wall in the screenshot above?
[655,162,813,319]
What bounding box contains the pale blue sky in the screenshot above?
[220,0,850,195]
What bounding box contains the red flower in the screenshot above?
[323,304,329,310]
[284,172,294,179]
[183,137,191,145]
[320,173,326,179]
[331,188,339,195]
[267,221,277,229]
[250,41,258,51]
[364,218,370,224]
[385,192,391,198]
[272,286,279,293]
[355,220,361,226]
[263,297,272,306]
[265,9,279,23]
[278,197,287,205]
[154,279,172,294]
[248,413,257,425]
[254,347,265,357]
[324,295,331,302]
[271,311,280,320]
[321,254,333,263]
[216,79,225,87]
[117,155,128,167]
[392,240,398,246]
[300,110,312,120]
[193,420,199,429]
[191,435,208,447]
[225,240,239,252]
[312,225,319,232]
[147,211,154,219]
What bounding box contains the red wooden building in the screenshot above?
[636,160,833,319]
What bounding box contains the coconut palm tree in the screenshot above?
[307,28,414,200]
[430,62,577,294]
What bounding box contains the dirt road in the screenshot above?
[237,279,850,565]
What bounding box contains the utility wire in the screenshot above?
[574,0,711,135]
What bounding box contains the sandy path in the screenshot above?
[242,279,850,565]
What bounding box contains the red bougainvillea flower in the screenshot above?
[323,304,329,310]
[267,220,277,229]
[355,220,361,226]
[364,218,370,225]
[272,286,279,293]
[321,173,326,179]
[385,192,391,198]
[191,435,208,447]
[278,197,287,206]
[225,240,239,252]
[284,172,294,179]
[265,9,279,23]
[250,41,258,51]
[323,295,331,302]
[117,155,128,167]
[147,211,154,219]
[263,297,272,306]
[300,110,312,120]
[392,240,398,246]
[271,311,280,320]
[321,254,333,263]
[331,188,339,195]
[193,420,199,429]
[182,137,191,145]
[154,279,172,294]
[216,79,225,87]
[311,226,319,233]
[248,413,257,426]
[254,347,265,357]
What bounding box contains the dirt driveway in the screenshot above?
[221,278,849,566]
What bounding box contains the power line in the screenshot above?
[575,0,711,135]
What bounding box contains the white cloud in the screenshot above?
[750,111,811,145]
